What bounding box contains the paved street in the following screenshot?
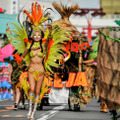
[0,38,118,120]
[0,98,115,120]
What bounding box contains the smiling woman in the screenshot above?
[22,28,45,119]
[6,1,70,119]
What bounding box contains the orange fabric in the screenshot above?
[100,105,103,109]
[103,106,107,109]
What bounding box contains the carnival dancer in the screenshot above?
[22,27,47,119]
[7,49,28,110]
[10,57,25,110]
[6,2,70,120]
[87,36,108,113]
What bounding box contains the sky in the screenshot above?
[37,0,101,9]
[75,0,100,9]
[20,0,101,10]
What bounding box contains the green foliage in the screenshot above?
[88,36,99,60]
[99,29,120,42]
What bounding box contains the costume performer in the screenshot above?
[6,2,70,120]
[10,51,27,110]
[0,44,14,100]
[80,39,98,103]
[97,22,120,118]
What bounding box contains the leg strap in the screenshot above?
[28,92,34,99]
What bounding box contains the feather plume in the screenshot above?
[19,72,29,97]
[24,2,47,28]
[6,21,30,65]
[52,1,79,19]
[43,24,70,75]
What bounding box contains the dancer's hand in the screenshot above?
[48,25,52,33]
[9,79,12,84]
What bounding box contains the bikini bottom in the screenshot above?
[28,69,44,81]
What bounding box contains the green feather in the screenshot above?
[6,20,30,64]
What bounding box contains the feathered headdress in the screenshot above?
[24,2,48,31]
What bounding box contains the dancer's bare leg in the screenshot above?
[20,89,25,109]
[30,75,44,120]
[15,88,21,104]
[12,85,21,110]
[14,87,20,110]
[12,85,16,104]
[27,73,35,118]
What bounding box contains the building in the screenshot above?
[0,0,120,46]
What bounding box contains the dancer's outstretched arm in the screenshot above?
[21,47,29,58]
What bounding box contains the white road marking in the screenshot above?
[37,104,66,120]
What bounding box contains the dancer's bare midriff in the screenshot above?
[29,56,44,72]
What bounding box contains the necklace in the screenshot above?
[32,42,40,49]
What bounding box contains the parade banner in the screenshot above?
[43,72,88,88]
[64,42,79,53]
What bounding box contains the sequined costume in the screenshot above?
[6,2,70,119]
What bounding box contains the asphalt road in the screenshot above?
[0,38,118,120]
[0,98,115,120]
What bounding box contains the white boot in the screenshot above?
[30,95,39,120]
[27,92,34,118]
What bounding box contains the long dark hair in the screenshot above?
[28,31,44,52]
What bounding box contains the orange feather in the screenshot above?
[24,2,44,26]
[37,4,42,22]
[36,4,40,22]
[32,3,35,23]
[24,10,33,23]
[34,2,37,22]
